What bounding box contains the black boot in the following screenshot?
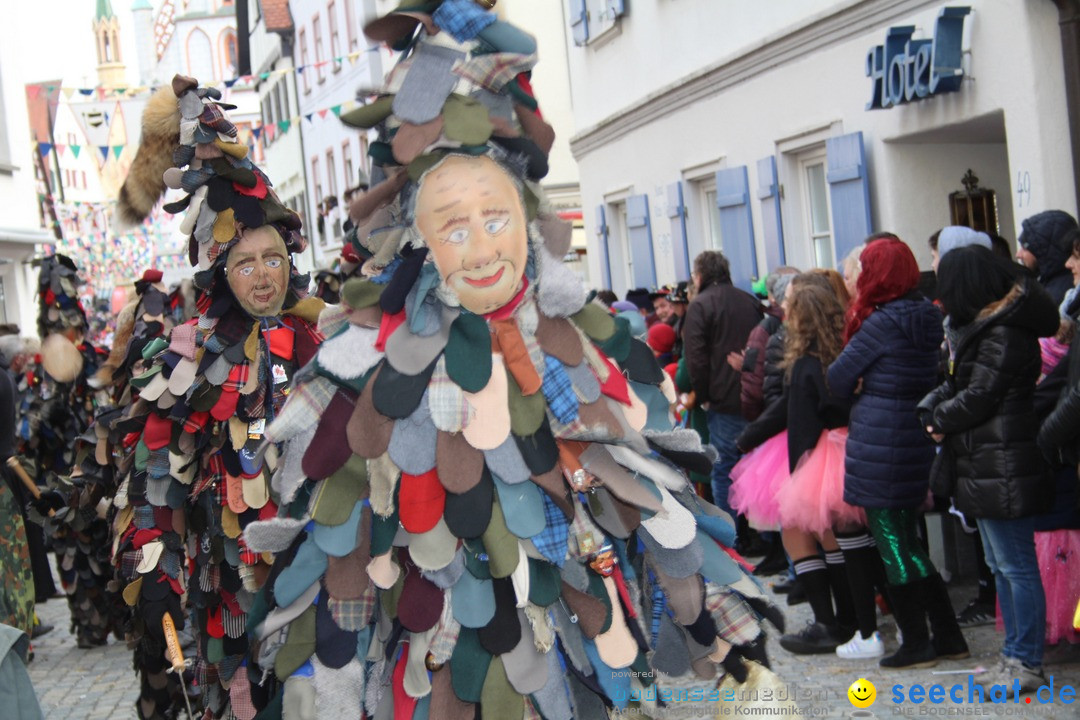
[753,537,789,577]
[879,582,937,669]
[922,574,970,660]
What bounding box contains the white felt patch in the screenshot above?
[243,516,311,553]
[318,325,382,380]
[606,445,688,492]
[640,486,697,550]
[536,246,587,318]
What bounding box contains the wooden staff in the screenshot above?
[5,456,54,517]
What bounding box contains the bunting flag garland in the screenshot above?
[29,95,365,158]
[27,45,381,102]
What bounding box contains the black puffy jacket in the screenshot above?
[919,279,1060,519]
[761,326,786,410]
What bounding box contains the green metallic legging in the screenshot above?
[864,507,935,585]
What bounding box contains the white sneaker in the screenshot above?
[836,630,885,659]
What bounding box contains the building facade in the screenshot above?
[565,0,1079,296]
[292,0,384,264]
[0,47,51,332]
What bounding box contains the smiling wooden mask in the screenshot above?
[225,226,290,318]
[415,155,529,315]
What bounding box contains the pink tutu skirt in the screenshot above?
[777,428,866,534]
[730,431,789,530]
[1034,530,1080,645]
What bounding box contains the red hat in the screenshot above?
[647,323,676,354]
[142,269,164,284]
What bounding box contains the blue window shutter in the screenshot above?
[626,194,657,288]
[666,181,691,282]
[594,204,612,290]
[570,0,589,46]
[714,166,758,292]
[826,131,873,268]
[755,155,786,271]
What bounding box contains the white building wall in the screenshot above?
[0,26,61,332]
[566,0,1076,294]
[294,0,383,263]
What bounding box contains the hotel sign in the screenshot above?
[866,6,971,110]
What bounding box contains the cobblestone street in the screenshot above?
[23,564,1080,719]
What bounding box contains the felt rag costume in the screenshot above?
[108,75,324,720]
[238,5,786,718]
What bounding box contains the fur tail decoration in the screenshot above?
[116,85,181,226]
[90,301,136,389]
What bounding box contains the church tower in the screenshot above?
[93,0,127,87]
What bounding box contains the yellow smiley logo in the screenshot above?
[848,678,876,708]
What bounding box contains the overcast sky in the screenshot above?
[15,1,142,88]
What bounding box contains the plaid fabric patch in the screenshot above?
[118,549,143,581]
[199,102,238,138]
[707,586,761,646]
[358,581,378,627]
[541,355,578,425]
[531,494,569,567]
[148,448,171,478]
[428,596,460,665]
[160,549,183,580]
[453,52,537,92]
[200,560,221,593]
[427,356,470,433]
[217,652,243,682]
[192,453,225,498]
[229,671,257,720]
[432,0,496,43]
[265,376,336,444]
[133,504,156,530]
[329,590,375,632]
[223,363,250,392]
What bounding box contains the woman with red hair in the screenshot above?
[827,236,969,669]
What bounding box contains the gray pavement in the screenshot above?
[22,562,1080,719]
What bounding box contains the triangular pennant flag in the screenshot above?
[224,78,238,88]
[112,145,123,159]
[116,88,127,95]
[70,145,81,158]
[318,108,329,119]
[62,87,76,100]
[348,51,361,62]
[296,66,305,74]
[97,88,106,100]
[55,144,66,157]
[99,146,110,162]
[27,85,42,99]
[45,85,56,93]
[277,119,291,133]
[260,72,271,81]
[37,143,52,157]
[330,105,342,117]
[251,126,262,139]
[80,88,94,96]
[304,113,313,123]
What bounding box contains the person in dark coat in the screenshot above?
[828,237,968,670]
[683,251,763,525]
[1016,210,1078,306]
[920,245,1059,692]
[730,270,797,422]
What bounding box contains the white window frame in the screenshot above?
[602,185,633,296]
[799,150,835,269]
